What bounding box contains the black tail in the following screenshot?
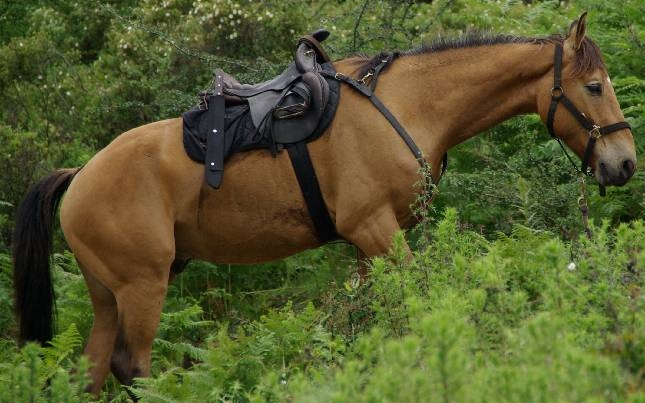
[12,168,80,344]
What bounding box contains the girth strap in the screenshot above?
[287,142,338,242]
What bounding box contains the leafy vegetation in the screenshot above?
[1,0,644,402]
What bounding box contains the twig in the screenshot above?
[352,0,370,52]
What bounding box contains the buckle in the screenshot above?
[334,72,346,81]
[359,70,373,85]
[589,125,602,139]
[550,86,564,99]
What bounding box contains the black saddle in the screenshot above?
[183,29,340,188]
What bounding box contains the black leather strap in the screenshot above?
[205,73,226,188]
[324,71,425,163]
[600,121,631,135]
[287,142,338,242]
[323,70,448,177]
[365,52,397,91]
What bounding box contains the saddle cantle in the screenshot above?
[182,29,339,189]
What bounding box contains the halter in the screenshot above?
[546,43,631,195]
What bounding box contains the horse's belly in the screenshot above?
[173,150,322,264]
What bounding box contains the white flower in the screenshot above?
[567,262,576,272]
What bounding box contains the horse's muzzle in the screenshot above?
[597,157,636,186]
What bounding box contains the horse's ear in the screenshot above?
[566,12,588,51]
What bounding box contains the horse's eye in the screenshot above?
[585,82,603,96]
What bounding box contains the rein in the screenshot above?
[546,43,631,196]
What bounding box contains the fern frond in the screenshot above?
[42,324,82,381]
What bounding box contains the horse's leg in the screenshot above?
[340,207,411,259]
[82,269,119,395]
[63,201,174,391]
[109,258,186,382]
[110,270,169,386]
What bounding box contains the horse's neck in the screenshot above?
[380,43,554,154]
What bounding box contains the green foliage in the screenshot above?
[0,253,14,337]
[2,1,645,402]
[90,209,645,403]
[3,210,645,402]
[0,326,91,403]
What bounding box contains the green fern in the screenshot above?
[41,324,83,382]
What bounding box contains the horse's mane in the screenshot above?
[354,32,605,78]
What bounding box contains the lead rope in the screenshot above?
[577,174,593,239]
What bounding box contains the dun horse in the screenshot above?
[12,14,636,393]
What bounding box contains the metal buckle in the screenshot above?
[359,71,373,85]
[589,124,602,139]
[550,86,564,99]
[334,72,346,81]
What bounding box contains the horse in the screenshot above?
[12,13,636,394]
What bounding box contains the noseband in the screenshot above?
[546,43,631,188]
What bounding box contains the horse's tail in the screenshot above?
[12,167,81,344]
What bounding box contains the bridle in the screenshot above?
[546,42,631,194]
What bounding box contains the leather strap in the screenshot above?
[287,65,449,244]
[287,142,338,242]
[362,52,397,91]
[323,70,448,176]
[324,71,424,163]
[205,73,226,188]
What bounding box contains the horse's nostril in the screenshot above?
[623,159,635,177]
[599,161,608,175]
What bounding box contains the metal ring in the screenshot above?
[550,86,564,98]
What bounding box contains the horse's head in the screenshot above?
[539,12,636,187]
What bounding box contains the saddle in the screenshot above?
[183,29,340,188]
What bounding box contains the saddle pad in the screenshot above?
[183,103,262,164]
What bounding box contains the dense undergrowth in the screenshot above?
[1,0,645,401]
[3,210,645,402]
